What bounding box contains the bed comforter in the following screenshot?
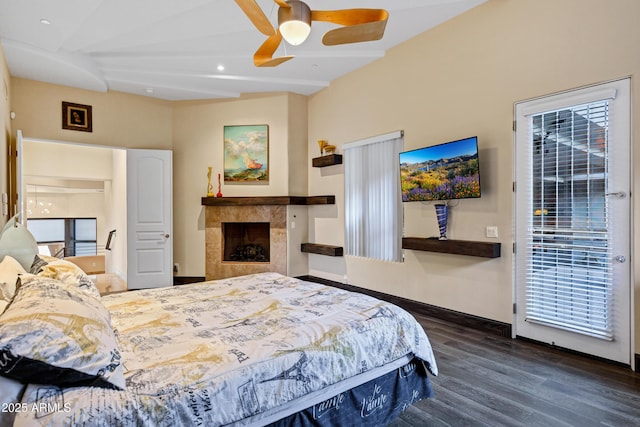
[13,272,437,426]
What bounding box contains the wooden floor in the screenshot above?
[391,312,640,427]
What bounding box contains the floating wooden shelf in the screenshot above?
[301,243,344,257]
[202,195,335,206]
[402,237,501,258]
[312,154,343,167]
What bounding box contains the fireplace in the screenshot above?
[203,197,326,280]
[204,204,288,279]
[223,222,270,262]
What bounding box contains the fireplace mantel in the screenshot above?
[201,195,335,206]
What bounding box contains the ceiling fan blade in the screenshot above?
[311,9,389,46]
[254,31,294,67]
[235,0,275,36]
[321,19,387,46]
[311,9,388,27]
[273,0,291,8]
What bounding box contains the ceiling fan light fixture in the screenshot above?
[278,0,311,46]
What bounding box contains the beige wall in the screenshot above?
[308,0,640,353]
[172,93,307,276]
[0,43,10,224]
[287,93,308,196]
[10,78,173,149]
[8,79,306,278]
[23,140,114,180]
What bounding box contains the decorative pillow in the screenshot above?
[0,217,38,271]
[0,376,26,426]
[0,275,125,390]
[30,255,101,299]
[29,253,59,271]
[0,255,27,312]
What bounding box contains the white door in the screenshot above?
[126,149,173,289]
[514,79,631,364]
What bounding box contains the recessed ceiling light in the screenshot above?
[217,65,225,72]
[145,88,154,94]
[40,19,51,25]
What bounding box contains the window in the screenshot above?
[27,218,98,257]
[526,101,612,338]
[344,131,404,262]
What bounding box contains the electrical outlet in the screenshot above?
[486,226,498,238]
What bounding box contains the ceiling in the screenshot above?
[0,0,486,101]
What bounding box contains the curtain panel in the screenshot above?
[344,132,404,262]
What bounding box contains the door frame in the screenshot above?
[512,78,633,366]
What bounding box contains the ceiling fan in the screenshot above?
[235,0,389,67]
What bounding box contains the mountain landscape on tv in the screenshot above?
[401,152,480,201]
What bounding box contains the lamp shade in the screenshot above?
[278,0,311,46]
[0,220,38,270]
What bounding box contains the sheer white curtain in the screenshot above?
[344,131,404,262]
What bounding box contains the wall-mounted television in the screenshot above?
[400,136,481,202]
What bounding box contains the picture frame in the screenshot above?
[62,101,92,132]
[223,124,269,183]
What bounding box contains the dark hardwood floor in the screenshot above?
[392,312,640,427]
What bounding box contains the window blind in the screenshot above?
[344,131,404,262]
[525,100,614,340]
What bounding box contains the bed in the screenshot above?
[1,254,437,426]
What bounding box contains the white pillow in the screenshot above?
[0,255,27,306]
[0,275,125,390]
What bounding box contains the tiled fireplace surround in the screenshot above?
[203,196,333,280]
[205,204,288,280]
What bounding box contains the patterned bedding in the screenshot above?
[10,272,437,426]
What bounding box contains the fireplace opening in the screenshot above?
[222,222,270,262]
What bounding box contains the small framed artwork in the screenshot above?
[223,124,269,183]
[62,101,92,132]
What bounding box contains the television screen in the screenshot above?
[400,136,481,202]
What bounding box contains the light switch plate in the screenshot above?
[486,226,498,238]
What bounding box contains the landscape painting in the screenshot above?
[224,125,269,183]
[400,136,481,202]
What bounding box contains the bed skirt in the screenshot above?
[266,358,433,427]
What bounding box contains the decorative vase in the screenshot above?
[206,167,214,197]
[435,204,448,240]
[216,173,223,197]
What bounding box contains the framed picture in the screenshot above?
[62,101,92,132]
[223,125,269,183]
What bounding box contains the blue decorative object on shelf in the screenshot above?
[435,204,448,240]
